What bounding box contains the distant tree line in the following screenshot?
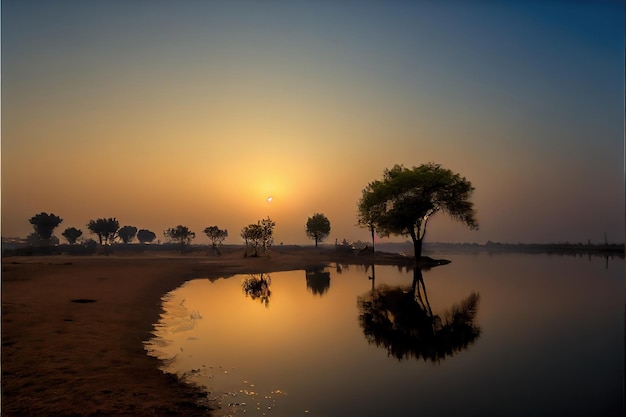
[22,213,232,256]
[17,162,480,263]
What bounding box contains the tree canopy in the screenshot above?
[241,224,263,257]
[204,226,228,255]
[306,213,331,247]
[137,229,157,244]
[164,225,195,249]
[259,217,275,251]
[62,227,83,245]
[241,217,274,257]
[358,163,478,259]
[87,218,120,246]
[118,225,138,243]
[29,212,63,242]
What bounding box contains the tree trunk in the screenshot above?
[412,235,423,262]
[370,225,375,253]
[315,237,318,247]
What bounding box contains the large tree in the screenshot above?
[137,229,157,244]
[203,225,228,255]
[358,163,478,260]
[29,212,63,244]
[87,218,120,246]
[306,213,331,247]
[164,225,195,250]
[118,225,138,243]
[61,227,83,245]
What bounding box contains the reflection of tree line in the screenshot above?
[241,268,332,305]
[240,265,481,363]
[358,265,480,363]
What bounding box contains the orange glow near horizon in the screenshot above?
[2,2,623,245]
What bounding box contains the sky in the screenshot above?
[2,0,624,245]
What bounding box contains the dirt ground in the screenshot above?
[1,247,412,416]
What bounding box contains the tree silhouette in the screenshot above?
[118,225,138,243]
[306,213,331,247]
[357,267,481,362]
[358,163,478,260]
[241,217,274,257]
[61,227,82,245]
[87,218,119,246]
[241,224,262,257]
[203,225,228,255]
[29,212,63,244]
[137,229,156,244]
[260,217,275,253]
[355,190,383,252]
[164,225,195,251]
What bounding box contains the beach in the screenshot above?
[1,247,404,416]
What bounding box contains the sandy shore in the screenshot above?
[2,247,412,416]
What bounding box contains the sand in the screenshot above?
[2,247,409,416]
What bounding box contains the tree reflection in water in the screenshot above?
[357,266,480,362]
[305,266,331,296]
[241,273,271,307]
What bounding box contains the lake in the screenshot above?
[144,252,624,417]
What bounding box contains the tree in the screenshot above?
[241,224,263,257]
[87,218,120,246]
[358,163,478,260]
[118,225,138,243]
[62,227,83,245]
[240,217,274,257]
[203,226,228,255]
[356,188,384,253]
[259,217,275,252]
[137,229,157,244]
[306,213,331,247]
[29,212,63,244]
[164,225,195,250]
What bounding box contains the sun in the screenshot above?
[267,196,273,203]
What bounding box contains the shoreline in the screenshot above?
[1,248,418,416]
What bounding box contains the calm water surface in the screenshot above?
[145,253,624,417]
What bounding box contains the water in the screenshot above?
[144,253,624,416]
